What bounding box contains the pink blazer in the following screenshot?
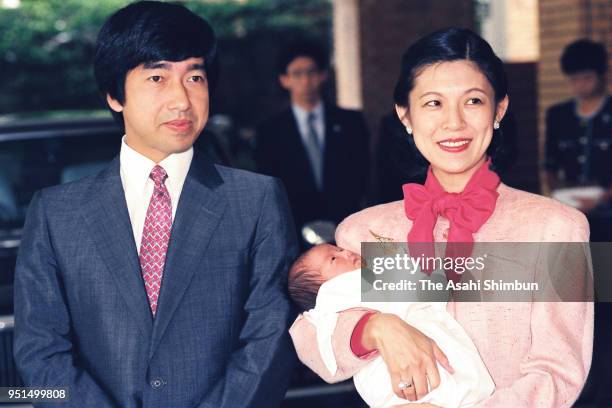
[290,183,593,407]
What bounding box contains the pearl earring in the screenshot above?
[406,127,413,135]
[493,121,500,130]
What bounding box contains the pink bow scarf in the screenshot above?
[402,159,500,282]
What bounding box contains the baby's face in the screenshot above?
[308,244,362,281]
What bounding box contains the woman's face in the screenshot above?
[396,60,508,187]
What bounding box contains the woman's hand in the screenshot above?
[362,313,454,401]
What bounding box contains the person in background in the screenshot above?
[545,41,612,407]
[545,39,612,223]
[255,39,370,243]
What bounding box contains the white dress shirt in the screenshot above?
[292,103,326,150]
[119,137,193,253]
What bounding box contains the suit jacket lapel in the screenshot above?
[148,151,226,359]
[81,157,154,338]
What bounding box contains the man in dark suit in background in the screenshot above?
[255,40,370,241]
[13,2,298,407]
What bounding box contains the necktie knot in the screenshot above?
[307,112,316,125]
[150,165,168,186]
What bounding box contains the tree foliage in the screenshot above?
[0,0,330,116]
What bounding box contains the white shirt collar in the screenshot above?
[119,136,193,197]
[292,102,324,124]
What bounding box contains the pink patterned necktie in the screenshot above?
[139,165,172,316]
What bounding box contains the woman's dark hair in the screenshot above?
[94,1,217,129]
[560,39,608,75]
[392,27,515,177]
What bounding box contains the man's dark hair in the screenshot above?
[94,1,217,129]
[277,39,329,75]
[392,27,515,177]
[560,39,608,75]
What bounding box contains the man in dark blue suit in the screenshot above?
[255,40,370,241]
[13,2,298,407]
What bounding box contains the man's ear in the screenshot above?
[106,94,124,113]
[278,74,290,91]
[395,104,412,129]
[495,95,509,123]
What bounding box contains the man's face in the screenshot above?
[567,70,605,100]
[107,57,209,162]
[279,56,327,106]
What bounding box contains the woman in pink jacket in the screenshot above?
[290,28,593,408]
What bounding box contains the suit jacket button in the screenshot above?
[151,378,165,389]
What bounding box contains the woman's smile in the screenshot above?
[437,138,472,152]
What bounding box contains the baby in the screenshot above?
[289,244,494,408]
